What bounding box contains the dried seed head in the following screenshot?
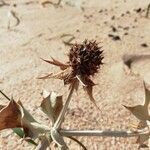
[39,40,104,109]
[69,40,104,76]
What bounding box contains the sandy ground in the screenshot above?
[0,0,150,149]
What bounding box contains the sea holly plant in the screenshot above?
[0,40,150,149]
[0,90,86,149]
[39,40,104,110]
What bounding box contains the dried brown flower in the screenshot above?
[39,40,104,108]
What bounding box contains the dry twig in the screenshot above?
[40,0,62,7]
[145,4,150,18]
[7,10,20,30]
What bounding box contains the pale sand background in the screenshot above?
[0,0,150,149]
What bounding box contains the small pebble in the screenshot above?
[111,16,115,20]
[134,8,142,13]
[124,27,129,30]
[121,13,125,17]
[111,26,117,32]
[108,34,121,41]
[99,10,103,13]
[141,43,148,47]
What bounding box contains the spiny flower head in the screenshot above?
[39,40,104,108]
[69,40,103,76]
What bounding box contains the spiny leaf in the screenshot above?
[38,73,53,79]
[0,99,50,140]
[76,75,96,104]
[18,101,50,139]
[123,104,150,122]
[84,85,100,110]
[41,57,69,70]
[0,93,38,145]
[38,68,71,80]
[79,76,99,110]
[123,82,150,147]
[49,69,70,80]
[0,99,21,130]
[123,81,150,122]
[41,90,63,125]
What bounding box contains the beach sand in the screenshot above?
[0,0,150,149]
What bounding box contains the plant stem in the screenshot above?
[66,136,87,150]
[60,129,149,137]
[0,90,11,101]
[54,81,75,129]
